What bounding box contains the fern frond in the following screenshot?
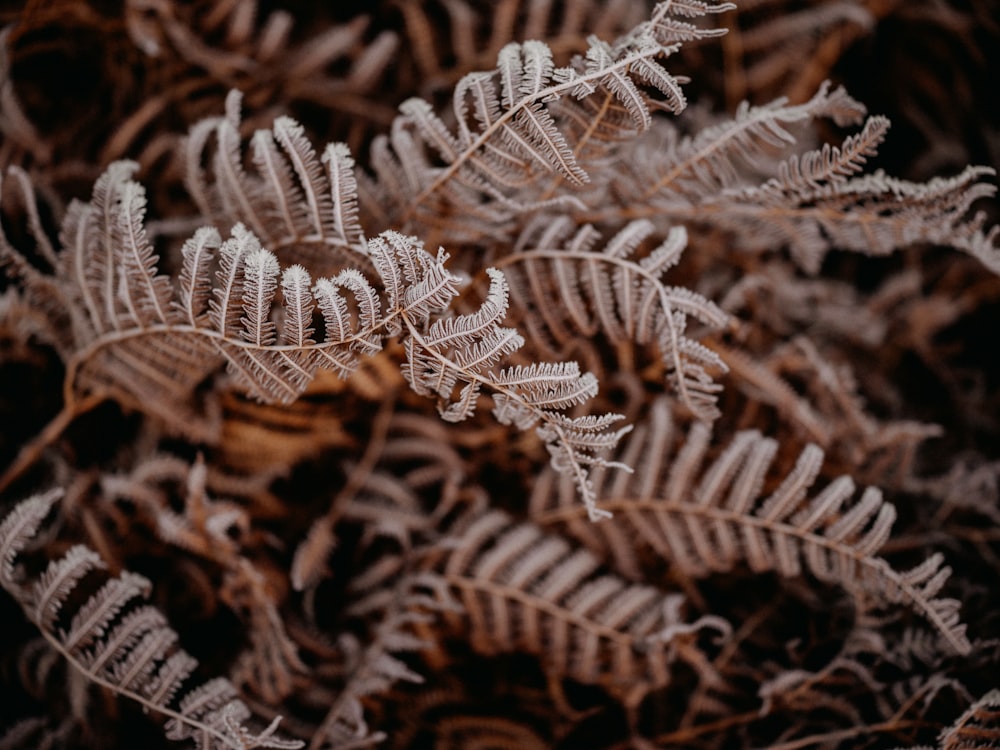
[761,115,890,196]
[240,247,281,347]
[0,492,302,750]
[424,267,510,351]
[177,227,222,327]
[185,90,367,272]
[0,488,62,591]
[4,151,388,427]
[630,81,867,202]
[367,1,734,238]
[617,81,1000,273]
[4,146,625,512]
[31,544,106,631]
[530,397,972,654]
[279,264,316,346]
[113,179,174,327]
[501,218,730,421]
[425,508,730,707]
[309,573,455,750]
[394,252,628,520]
[728,158,1000,274]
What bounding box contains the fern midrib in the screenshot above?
[38,627,239,750]
[580,200,918,265]
[64,315,400,402]
[442,571,644,651]
[637,107,794,201]
[534,496,970,654]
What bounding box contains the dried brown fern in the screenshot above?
[605,81,999,273]
[1,145,627,517]
[531,396,971,654]
[364,0,734,239]
[500,217,730,421]
[1,1,998,748]
[422,507,730,709]
[0,489,303,749]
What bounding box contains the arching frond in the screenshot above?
[616,82,1000,273]
[366,0,735,238]
[424,508,730,708]
[531,397,972,654]
[397,257,628,521]
[501,218,730,421]
[0,491,302,750]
